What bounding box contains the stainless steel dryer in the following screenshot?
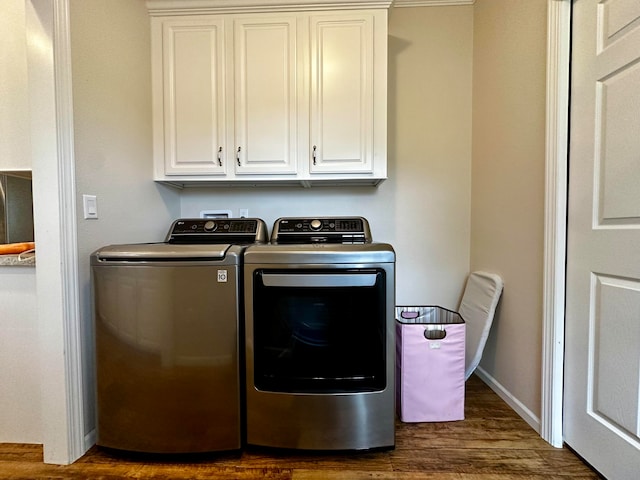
[243,217,395,451]
[91,218,267,453]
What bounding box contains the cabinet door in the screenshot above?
[309,12,376,174]
[233,16,298,175]
[161,18,227,175]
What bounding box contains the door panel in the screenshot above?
[309,13,374,174]
[162,19,226,175]
[591,275,640,437]
[599,0,640,49]
[565,1,640,478]
[596,60,640,224]
[233,16,297,174]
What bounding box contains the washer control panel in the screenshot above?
[166,218,268,244]
[272,217,372,244]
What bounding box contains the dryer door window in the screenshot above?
[251,268,387,393]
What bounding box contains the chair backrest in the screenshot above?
[458,271,504,380]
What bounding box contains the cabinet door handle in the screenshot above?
[312,145,317,165]
[217,147,222,166]
[236,147,241,166]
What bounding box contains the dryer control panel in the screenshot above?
[271,217,372,244]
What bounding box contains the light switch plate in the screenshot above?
[83,194,98,219]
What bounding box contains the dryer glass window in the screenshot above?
[252,268,387,393]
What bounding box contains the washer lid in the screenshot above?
[92,243,232,261]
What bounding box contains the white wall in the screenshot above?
[0,267,41,443]
[0,0,31,172]
[181,5,474,309]
[471,0,548,425]
[69,0,180,437]
[0,0,41,444]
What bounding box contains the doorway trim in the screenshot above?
[27,0,85,464]
[541,0,571,448]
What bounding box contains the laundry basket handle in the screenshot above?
[424,325,447,340]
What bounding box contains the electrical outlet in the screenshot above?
[239,208,249,218]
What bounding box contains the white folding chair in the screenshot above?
[458,271,504,380]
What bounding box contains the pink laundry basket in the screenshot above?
[395,306,465,422]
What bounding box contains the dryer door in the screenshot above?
[251,268,387,394]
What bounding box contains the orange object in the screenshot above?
[0,242,35,255]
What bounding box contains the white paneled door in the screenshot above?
[564,1,640,478]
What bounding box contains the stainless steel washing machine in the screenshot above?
[243,217,395,451]
[91,218,267,453]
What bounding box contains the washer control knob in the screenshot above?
[309,219,322,231]
[204,220,217,232]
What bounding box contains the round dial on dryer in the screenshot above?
[204,220,217,232]
[309,219,322,231]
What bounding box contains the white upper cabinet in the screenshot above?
[149,1,389,187]
[309,11,385,175]
[157,18,227,176]
[233,16,298,175]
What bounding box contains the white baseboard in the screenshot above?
[84,429,96,452]
[474,366,541,435]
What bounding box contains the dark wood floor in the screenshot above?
[0,376,599,479]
